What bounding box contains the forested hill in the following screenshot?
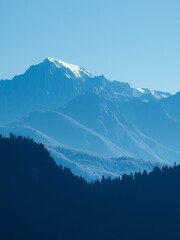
[0,135,180,240]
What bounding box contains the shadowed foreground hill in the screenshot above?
[0,135,180,240]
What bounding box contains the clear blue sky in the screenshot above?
[0,0,180,93]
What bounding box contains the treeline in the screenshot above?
[0,135,180,240]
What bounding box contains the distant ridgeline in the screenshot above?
[0,135,180,240]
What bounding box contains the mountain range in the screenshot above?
[1,57,179,180]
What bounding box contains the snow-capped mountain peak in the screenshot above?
[46,57,93,78]
[136,88,171,99]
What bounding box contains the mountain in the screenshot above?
[1,57,179,179]
[160,92,180,120]
[0,57,170,124]
[7,110,129,157]
[0,125,158,181]
[118,99,180,151]
[135,87,170,99]
[60,91,180,164]
[1,118,160,181]
[47,146,156,181]
[0,57,92,124]
[3,103,180,174]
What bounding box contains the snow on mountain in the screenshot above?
[135,88,171,99]
[0,58,94,124]
[47,57,93,78]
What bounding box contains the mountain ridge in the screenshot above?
[0,57,179,179]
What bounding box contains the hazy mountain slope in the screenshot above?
[60,91,180,164]
[118,99,180,151]
[160,92,180,120]
[0,125,157,181]
[9,105,180,165]
[7,110,130,157]
[0,125,60,146]
[48,146,157,181]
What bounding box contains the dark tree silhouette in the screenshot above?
[0,135,180,240]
